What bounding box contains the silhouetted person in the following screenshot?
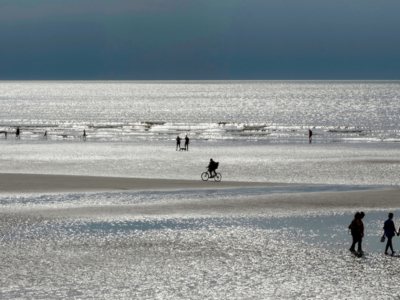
[15,127,20,139]
[83,129,87,141]
[44,131,47,138]
[4,131,7,139]
[176,136,181,151]
[384,212,397,255]
[208,158,218,178]
[349,212,364,254]
[185,135,190,151]
[308,129,313,143]
[359,212,365,253]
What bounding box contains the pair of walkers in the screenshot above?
[349,211,398,255]
[349,211,365,254]
[176,135,189,151]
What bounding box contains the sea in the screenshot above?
[1,81,400,299]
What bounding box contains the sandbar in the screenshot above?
[0,173,296,194]
[1,173,400,218]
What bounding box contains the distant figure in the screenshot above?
[207,158,218,178]
[16,127,20,139]
[176,136,181,151]
[4,131,7,139]
[43,131,47,138]
[308,129,313,143]
[83,129,87,141]
[383,212,397,255]
[185,135,190,151]
[348,211,365,254]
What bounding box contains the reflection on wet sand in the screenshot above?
[1,187,400,298]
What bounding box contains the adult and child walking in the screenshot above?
[349,211,399,256]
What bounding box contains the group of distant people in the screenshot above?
[349,211,399,256]
[3,127,87,140]
[3,127,21,139]
[176,135,189,151]
[7,127,315,144]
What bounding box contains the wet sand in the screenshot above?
[15,186,400,218]
[2,173,400,218]
[0,173,297,194]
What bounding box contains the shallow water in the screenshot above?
[1,81,400,143]
[0,185,379,207]
[3,210,396,253]
[1,189,400,299]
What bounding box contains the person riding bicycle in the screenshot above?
[208,158,218,178]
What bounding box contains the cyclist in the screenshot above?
[208,158,218,178]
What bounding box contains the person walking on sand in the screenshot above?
[308,129,313,143]
[383,212,397,255]
[349,212,365,253]
[16,127,20,139]
[184,134,190,151]
[83,129,87,141]
[176,135,181,151]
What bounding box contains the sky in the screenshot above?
[1,0,400,80]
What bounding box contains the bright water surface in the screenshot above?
[1,81,400,142]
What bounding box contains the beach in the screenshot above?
[1,81,400,299]
[2,172,400,299]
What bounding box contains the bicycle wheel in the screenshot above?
[214,173,222,182]
[201,172,209,181]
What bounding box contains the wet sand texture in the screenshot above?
[0,173,297,194]
[2,174,400,218]
[13,187,400,218]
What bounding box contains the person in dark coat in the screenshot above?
[16,127,20,139]
[349,212,364,253]
[176,136,181,151]
[207,158,218,177]
[184,135,190,151]
[383,212,397,255]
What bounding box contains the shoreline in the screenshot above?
[0,173,299,194]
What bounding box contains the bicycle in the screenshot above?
[201,169,222,182]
